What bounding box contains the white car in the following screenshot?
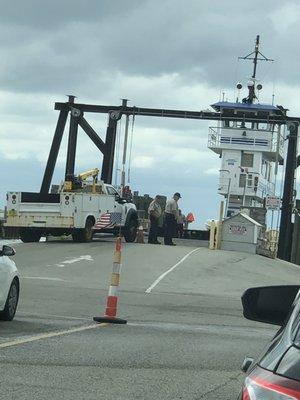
[0,245,20,321]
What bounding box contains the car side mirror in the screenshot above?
[242,285,300,326]
[115,194,126,204]
[0,245,16,257]
[241,357,254,373]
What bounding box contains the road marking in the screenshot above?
[0,323,108,349]
[23,276,70,282]
[54,255,93,267]
[145,247,201,293]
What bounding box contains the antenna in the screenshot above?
[238,35,274,103]
[239,35,273,79]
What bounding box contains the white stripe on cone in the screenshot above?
[108,285,118,297]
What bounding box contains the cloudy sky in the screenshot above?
[1,0,300,227]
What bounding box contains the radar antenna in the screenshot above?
[238,35,273,103]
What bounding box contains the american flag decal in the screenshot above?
[93,212,122,229]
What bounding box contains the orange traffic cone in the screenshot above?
[93,237,127,324]
[136,225,144,243]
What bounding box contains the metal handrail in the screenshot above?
[208,128,284,155]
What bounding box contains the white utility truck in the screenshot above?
[5,169,138,243]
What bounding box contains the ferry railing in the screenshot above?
[208,126,284,156]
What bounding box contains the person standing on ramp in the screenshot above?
[164,192,181,246]
[148,195,162,244]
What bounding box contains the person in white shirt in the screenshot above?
[148,195,162,244]
[164,192,181,246]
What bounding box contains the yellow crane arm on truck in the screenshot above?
[78,168,100,181]
[63,168,100,193]
[78,168,100,194]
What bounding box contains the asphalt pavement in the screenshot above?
[0,235,299,399]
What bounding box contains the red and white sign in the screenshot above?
[229,224,247,235]
[265,196,281,210]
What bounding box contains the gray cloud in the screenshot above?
[0,1,140,28]
[0,0,297,97]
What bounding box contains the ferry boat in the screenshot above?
[208,36,285,220]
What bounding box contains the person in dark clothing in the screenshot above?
[164,192,181,246]
[148,195,162,244]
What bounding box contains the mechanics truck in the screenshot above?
[5,169,138,243]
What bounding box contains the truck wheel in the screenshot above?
[124,217,138,243]
[72,219,94,243]
[20,229,41,243]
[0,278,19,321]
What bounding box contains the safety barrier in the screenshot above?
[93,236,127,324]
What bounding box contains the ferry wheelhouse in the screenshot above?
[208,36,285,218]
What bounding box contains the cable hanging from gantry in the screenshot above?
[127,111,135,184]
[114,116,122,186]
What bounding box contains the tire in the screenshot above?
[72,218,94,243]
[20,229,41,243]
[0,278,19,321]
[124,217,138,243]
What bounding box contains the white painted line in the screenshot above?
[54,255,93,268]
[145,247,201,294]
[61,255,93,264]
[23,276,70,282]
[0,323,108,349]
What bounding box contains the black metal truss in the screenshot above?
[55,101,299,124]
[40,97,298,262]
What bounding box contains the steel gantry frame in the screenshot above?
[40,96,299,261]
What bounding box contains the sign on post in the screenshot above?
[265,196,281,210]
